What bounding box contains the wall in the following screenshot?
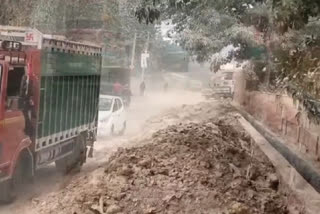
[234,71,320,163]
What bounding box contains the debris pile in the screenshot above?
[35,115,297,214]
[202,88,233,100]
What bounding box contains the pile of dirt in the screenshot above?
[34,114,299,214]
[140,101,234,135]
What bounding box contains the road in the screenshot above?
[0,90,203,214]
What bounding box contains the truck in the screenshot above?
[210,70,235,94]
[0,26,102,202]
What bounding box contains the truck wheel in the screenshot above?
[55,134,87,174]
[0,160,24,203]
[0,179,15,203]
[55,157,70,174]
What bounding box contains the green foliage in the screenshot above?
[0,0,35,26]
[132,0,320,120]
[272,0,320,32]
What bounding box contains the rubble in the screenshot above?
[34,110,302,214]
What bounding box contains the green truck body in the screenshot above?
[37,51,101,143]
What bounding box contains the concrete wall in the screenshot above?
[234,71,320,163]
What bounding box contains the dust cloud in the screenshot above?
[0,88,204,214]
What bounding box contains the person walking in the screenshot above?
[122,84,132,107]
[140,81,146,96]
[113,81,123,96]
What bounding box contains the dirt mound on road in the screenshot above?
[35,116,301,214]
[139,101,235,137]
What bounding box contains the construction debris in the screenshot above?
[34,111,302,214]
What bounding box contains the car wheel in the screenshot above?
[119,121,126,136]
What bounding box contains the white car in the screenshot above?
[98,95,127,137]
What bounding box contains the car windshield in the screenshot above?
[99,98,113,111]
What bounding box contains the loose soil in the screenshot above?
[34,102,304,214]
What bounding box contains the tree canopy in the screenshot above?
[133,0,320,121]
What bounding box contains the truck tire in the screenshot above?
[55,134,87,174]
[0,159,24,203]
[0,179,15,203]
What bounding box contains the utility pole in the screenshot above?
[141,31,150,81]
[130,32,137,72]
[146,31,150,51]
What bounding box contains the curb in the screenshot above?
[236,106,320,214]
[238,117,320,214]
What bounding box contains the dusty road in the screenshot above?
[1,89,305,214]
[0,90,203,214]
[30,97,304,214]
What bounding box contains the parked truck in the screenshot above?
[0,26,102,202]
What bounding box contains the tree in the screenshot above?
[133,0,319,69]
[0,0,35,26]
[134,0,269,65]
[132,0,320,121]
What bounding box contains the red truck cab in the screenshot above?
[0,43,35,202]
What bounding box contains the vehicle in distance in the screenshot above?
[98,95,126,137]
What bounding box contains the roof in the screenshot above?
[0,25,102,54]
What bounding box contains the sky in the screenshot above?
[159,20,175,41]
